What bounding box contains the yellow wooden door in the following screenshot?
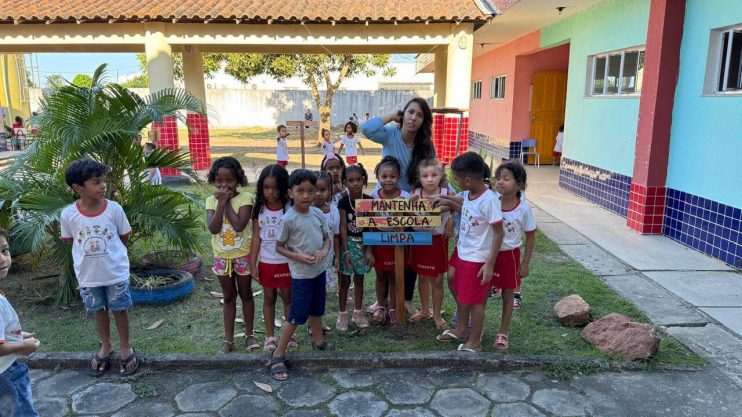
[529,71,567,165]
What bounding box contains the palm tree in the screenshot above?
[0,64,206,304]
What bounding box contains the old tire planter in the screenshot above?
[130,269,194,306]
[137,251,203,277]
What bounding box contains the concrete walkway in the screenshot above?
[29,366,742,417]
[525,165,742,387]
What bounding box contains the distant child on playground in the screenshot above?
[366,156,410,324]
[553,124,564,166]
[0,229,41,416]
[337,121,364,165]
[249,164,296,352]
[313,172,341,293]
[206,157,258,353]
[436,152,504,352]
[143,142,162,185]
[409,158,454,330]
[337,164,372,331]
[60,159,139,376]
[276,125,289,167]
[270,169,332,381]
[493,161,536,314]
[320,128,335,158]
[321,152,346,207]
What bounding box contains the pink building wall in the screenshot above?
[469,30,569,142]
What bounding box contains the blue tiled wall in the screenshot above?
[559,158,632,217]
[664,189,742,269]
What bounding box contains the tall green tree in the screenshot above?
[0,64,205,304]
[71,74,93,88]
[45,74,66,89]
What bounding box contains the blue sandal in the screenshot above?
[268,351,288,381]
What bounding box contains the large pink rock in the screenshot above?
[554,294,591,327]
[581,313,660,360]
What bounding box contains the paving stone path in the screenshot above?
[30,366,742,417]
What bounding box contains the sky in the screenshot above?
[30,53,417,87]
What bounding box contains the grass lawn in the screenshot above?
[3,181,704,368]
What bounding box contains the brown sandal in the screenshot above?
[245,334,260,351]
[220,340,235,353]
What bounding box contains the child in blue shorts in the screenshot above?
[270,169,332,381]
[60,159,139,376]
[0,229,41,416]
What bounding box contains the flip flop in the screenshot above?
[435,319,449,331]
[88,349,113,377]
[495,333,509,351]
[119,349,140,376]
[409,311,432,322]
[457,343,481,353]
[436,329,462,342]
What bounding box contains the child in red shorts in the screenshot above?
[435,152,504,352]
[409,158,454,330]
[365,156,410,324]
[249,164,298,352]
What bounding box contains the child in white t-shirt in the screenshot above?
[143,142,162,185]
[0,229,41,416]
[276,124,289,167]
[435,152,504,353]
[337,122,364,165]
[60,159,139,376]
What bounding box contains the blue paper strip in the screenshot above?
[362,232,433,246]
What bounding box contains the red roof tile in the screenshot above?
[0,0,498,24]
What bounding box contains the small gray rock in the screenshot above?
[491,403,546,417]
[72,382,136,414]
[175,382,237,412]
[385,408,438,417]
[112,402,176,417]
[475,374,531,402]
[531,388,593,416]
[33,396,68,417]
[328,392,388,417]
[34,370,92,397]
[430,388,491,417]
[219,395,280,417]
[278,379,335,407]
[379,379,435,405]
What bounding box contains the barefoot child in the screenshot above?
[366,156,410,324]
[493,161,536,331]
[337,122,364,165]
[206,157,258,352]
[337,164,373,331]
[249,164,296,352]
[436,152,504,352]
[320,153,346,207]
[0,229,41,416]
[276,125,289,167]
[61,159,139,376]
[409,158,454,330]
[270,169,332,381]
[313,172,341,294]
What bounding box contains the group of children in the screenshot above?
[277,122,365,167]
[0,147,536,413]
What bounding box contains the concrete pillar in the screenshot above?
[182,46,211,171]
[433,49,447,108]
[626,0,686,234]
[144,24,179,175]
[438,24,473,163]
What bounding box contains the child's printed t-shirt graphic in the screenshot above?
[458,190,503,263]
[60,200,132,287]
[258,205,289,264]
[206,192,254,259]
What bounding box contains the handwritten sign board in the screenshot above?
[355,199,440,213]
[356,216,440,228]
[362,232,433,246]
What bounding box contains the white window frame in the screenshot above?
[472,80,483,99]
[704,24,742,95]
[489,75,506,99]
[586,46,645,97]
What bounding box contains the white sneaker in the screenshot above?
[336,311,349,331]
[352,310,369,328]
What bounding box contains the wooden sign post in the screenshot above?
[357,198,440,326]
[286,120,319,169]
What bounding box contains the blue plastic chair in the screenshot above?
[519,139,540,167]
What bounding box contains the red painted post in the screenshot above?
[627,0,686,234]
